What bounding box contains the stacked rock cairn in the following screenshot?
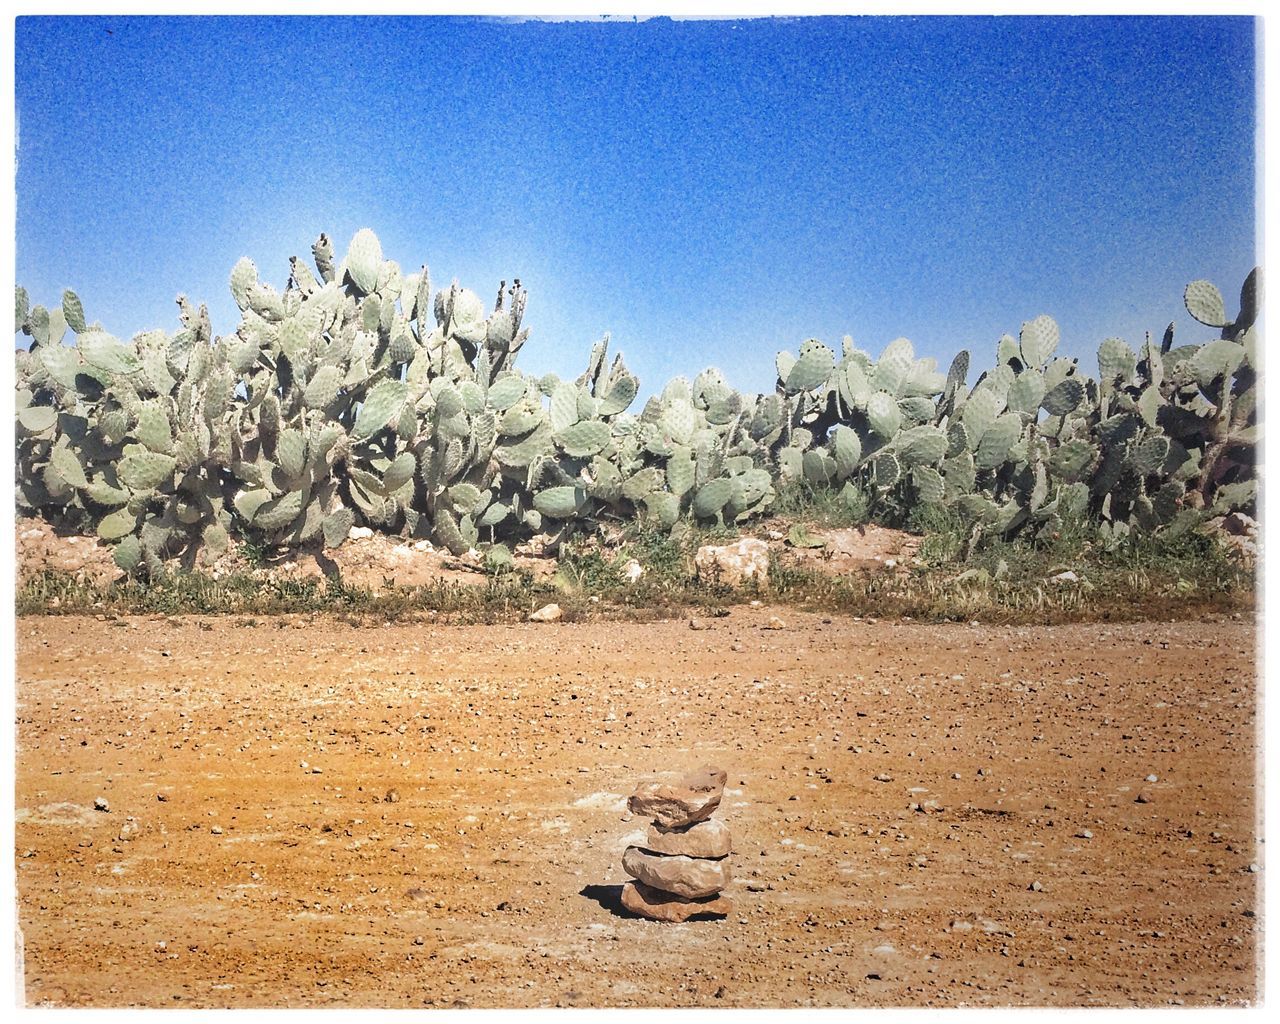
[620,765,733,922]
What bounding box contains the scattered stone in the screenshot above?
[688,618,709,631]
[528,603,563,623]
[694,538,770,588]
[644,817,732,859]
[385,788,400,803]
[628,766,727,829]
[348,526,374,541]
[873,773,893,783]
[211,825,223,835]
[620,880,733,922]
[1051,570,1079,584]
[763,616,786,630]
[1145,774,1159,783]
[622,559,644,582]
[93,797,109,812]
[1029,880,1043,892]
[1135,791,1153,804]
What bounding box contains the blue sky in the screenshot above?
[15,15,1258,396]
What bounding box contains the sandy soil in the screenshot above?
[14,608,1259,1007]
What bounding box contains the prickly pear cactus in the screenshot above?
[15,240,1262,570]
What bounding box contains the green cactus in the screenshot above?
[15,235,1261,568]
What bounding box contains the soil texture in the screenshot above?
[14,609,1259,1007]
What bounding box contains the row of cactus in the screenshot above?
[14,229,1260,573]
[767,268,1259,551]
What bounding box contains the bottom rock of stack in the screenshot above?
[620,880,733,922]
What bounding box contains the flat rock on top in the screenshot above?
[628,765,727,829]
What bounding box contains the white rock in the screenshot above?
[348,526,374,541]
[1207,512,1258,563]
[528,603,563,622]
[694,538,770,588]
[623,559,644,582]
[1051,570,1079,583]
[414,540,434,552]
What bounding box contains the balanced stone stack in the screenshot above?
[620,766,733,922]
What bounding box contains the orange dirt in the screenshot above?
[14,609,1259,1007]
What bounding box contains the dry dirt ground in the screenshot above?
[14,609,1259,1007]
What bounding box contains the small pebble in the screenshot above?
[93,797,109,812]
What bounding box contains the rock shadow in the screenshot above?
[579,884,634,919]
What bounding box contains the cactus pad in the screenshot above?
[1041,377,1084,417]
[785,340,835,394]
[1019,315,1059,368]
[866,390,902,439]
[1184,279,1229,328]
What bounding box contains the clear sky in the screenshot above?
[15,14,1258,396]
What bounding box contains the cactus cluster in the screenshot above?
[14,230,1261,573]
